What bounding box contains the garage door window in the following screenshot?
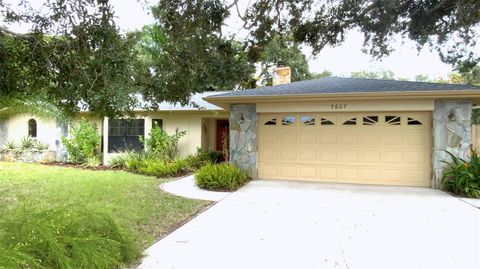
[301,116,315,125]
[408,117,423,125]
[264,118,277,125]
[385,116,401,125]
[282,116,296,125]
[320,118,334,125]
[343,117,357,125]
[363,116,378,126]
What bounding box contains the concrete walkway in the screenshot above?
[160,175,230,201]
[141,180,480,269]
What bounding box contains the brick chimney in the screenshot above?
[272,62,291,86]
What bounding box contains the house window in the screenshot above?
[108,119,145,153]
[28,119,37,138]
[408,117,422,125]
[152,119,163,129]
[363,116,379,125]
[320,118,334,125]
[385,116,401,125]
[282,116,296,125]
[301,116,315,125]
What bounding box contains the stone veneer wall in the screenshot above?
[55,119,68,162]
[432,100,472,188]
[229,104,258,179]
[0,119,7,145]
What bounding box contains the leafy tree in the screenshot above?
[143,0,255,105]
[0,0,145,117]
[311,70,333,79]
[61,118,101,164]
[350,70,396,80]
[258,34,311,85]
[160,0,479,74]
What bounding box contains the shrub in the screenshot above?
[196,163,249,191]
[185,149,224,171]
[20,136,35,150]
[0,206,139,269]
[442,150,480,198]
[142,125,186,161]
[82,155,102,168]
[137,159,186,177]
[62,118,101,164]
[33,140,49,151]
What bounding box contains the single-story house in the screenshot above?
[2,72,480,189]
[0,92,229,164]
[204,76,480,188]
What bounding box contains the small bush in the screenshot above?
[196,163,249,191]
[20,136,35,150]
[0,206,139,269]
[82,155,101,168]
[185,149,224,171]
[442,149,480,198]
[33,140,49,151]
[142,125,186,161]
[137,159,186,177]
[62,118,100,164]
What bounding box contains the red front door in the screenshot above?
[216,119,229,156]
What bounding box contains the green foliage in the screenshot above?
[61,118,101,164]
[82,155,102,168]
[350,70,396,80]
[258,34,311,84]
[33,140,49,151]
[20,136,34,150]
[311,70,333,79]
[1,1,144,117]
[196,163,249,191]
[6,140,15,150]
[0,162,209,268]
[143,125,186,161]
[137,159,187,177]
[441,150,480,198]
[0,206,139,269]
[184,149,224,170]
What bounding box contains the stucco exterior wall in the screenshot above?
[5,114,57,150]
[145,111,228,157]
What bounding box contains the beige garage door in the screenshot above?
[258,112,432,187]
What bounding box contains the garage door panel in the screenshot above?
[360,133,381,145]
[259,112,432,187]
[319,150,338,161]
[340,133,358,144]
[280,149,297,161]
[383,133,403,145]
[299,132,316,143]
[299,166,316,178]
[360,151,381,163]
[319,167,337,179]
[279,132,297,143]
[299,149,316,161]
[339,151,359,162]
[279,165,297,177]
[319,133,337,144]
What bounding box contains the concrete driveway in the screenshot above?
[139,180,480,269]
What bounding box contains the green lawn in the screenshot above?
[0,162,210,268]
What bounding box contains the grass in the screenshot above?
[0,162,210,268]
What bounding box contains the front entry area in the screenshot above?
[258,112,432,187]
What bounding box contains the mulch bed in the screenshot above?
[42,162,120,171]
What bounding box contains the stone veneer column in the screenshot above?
[432,100,472,188]
[0,119,7,145]
[229,104,258,179]
[55,118,69,162]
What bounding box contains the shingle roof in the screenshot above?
[208,77,480,98]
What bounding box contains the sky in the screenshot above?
[5,0,454,80]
